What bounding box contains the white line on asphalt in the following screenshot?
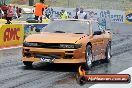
[0,46,22,51]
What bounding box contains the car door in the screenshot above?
[90,21,105,61]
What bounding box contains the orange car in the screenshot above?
[22,19,112,69]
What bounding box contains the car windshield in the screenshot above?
[42,20,89,34]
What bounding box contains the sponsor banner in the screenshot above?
[24,23,48,38]
[125,10,132,24]
[46,7,125,23]
[0,24,24,48]
[77,66,131,85]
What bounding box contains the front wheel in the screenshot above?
[85,45,93,70]
[23,61,33,67]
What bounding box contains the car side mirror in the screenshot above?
[93,31,102,35]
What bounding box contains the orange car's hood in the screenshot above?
[25,32,87,43]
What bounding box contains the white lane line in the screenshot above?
[0,46,22,51]
[89,67,132,88]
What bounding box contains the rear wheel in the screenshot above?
[85,45,93,70]
[104,43,111,63]
[23,61,33,67]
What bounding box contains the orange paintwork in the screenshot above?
[25,33,87,43]
[22,19,112,64]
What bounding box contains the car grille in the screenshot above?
[28,43,60,49]
[34,54,61,59]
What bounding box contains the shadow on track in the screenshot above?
[22,63,81,72]
[21,60,111,74]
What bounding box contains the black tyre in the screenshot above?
[85,45,93,70]
[105,43,111,63]
[23,61,33,67]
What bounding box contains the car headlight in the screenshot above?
[23,42,38,47]
[59,44,81,49]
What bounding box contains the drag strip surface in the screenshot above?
[0,23,132,88]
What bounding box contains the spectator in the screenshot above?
[6,6,13,24]
[13,6,18,19]
[74,8,79,19]
[77,8,87,19]
[34,0,48,23]
[0,8,4,19]
[60,9,69,19]
[16,7,21,18]
[31,9,35,18]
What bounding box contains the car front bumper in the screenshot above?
[22,57,86,63]
[22,47,86,63]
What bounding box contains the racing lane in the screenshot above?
[0,23,132,88]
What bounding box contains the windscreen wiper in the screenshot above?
[74,33,84,34]
[54,31,65,33]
